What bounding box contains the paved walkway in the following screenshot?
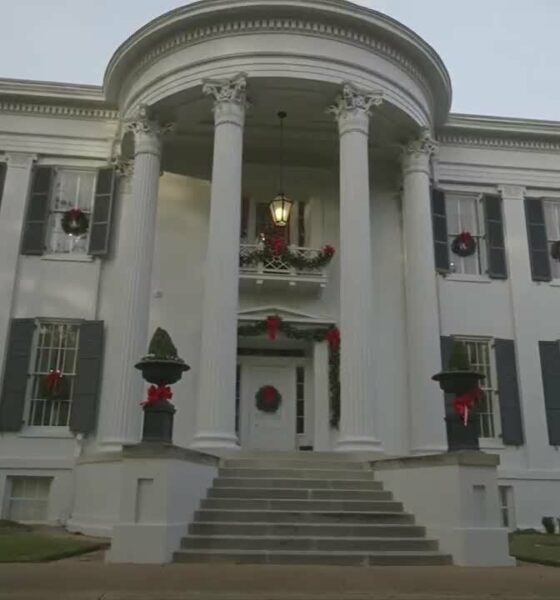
[0,562,559,600]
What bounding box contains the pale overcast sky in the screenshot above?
[0,0,558,120]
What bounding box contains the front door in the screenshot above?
[241,363,297,451]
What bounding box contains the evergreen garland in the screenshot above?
[240,239,335,271]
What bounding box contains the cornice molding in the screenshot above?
[437,132,560,152]
[0,100,118,121]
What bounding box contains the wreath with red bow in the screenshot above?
[551,241,560,262]
[61,208,89,236]
[451,232,476,257]
[255,385,282,414]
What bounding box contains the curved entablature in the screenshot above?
[104,0,452,128]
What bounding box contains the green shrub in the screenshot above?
[542,516,556,534]
[448,341,472,371]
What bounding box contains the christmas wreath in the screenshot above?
[61,208,89,236]
[39,369,68,400]
[451,232,476,257]
[551,241,560,262]
[255,385,282,413]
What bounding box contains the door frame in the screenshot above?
[238,355,312,450]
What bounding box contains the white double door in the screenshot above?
[240,360,298,451]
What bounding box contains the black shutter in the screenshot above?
[525,198,551,282]
[70,321,104,435]
[88,168,116,256]
[539,341,560,445]
[440,336,460,451]
[21,167,53,255]
[484,195,507,279]
[431,188,449,272]
[0,161,6,210]
[0,319,35,432]
[495,339,524,445]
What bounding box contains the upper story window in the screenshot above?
[20,166,116,258]
[543,199,560,280]
[431,189,507,280]
[47,169,96,255]
[241,197,306,246]
[26,320,81,428]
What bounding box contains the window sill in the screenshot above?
[479,438,505,450]
[549,280,560,287]
[41,254,94,263]
[441,274,492,284]
[19,427,74,439]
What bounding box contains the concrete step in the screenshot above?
[200,498,403,512]
[189,521,427,538]
[214,477,383,490]
[218,468,376,480]
[223,459,370,470]
[181,535,438,552]
[174,549,452,566]
[194,509,415,524]
[207,487,393,501]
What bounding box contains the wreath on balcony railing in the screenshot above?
[239,238,336,271]
[61,208,89,237]
[255,385,282,413]
[451,231,476,257]
[238,316,341,427]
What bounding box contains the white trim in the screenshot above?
[442,274,492,284]
[41,254,94,263]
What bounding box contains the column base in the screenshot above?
[190,431,240,451]
[336,435,383,453]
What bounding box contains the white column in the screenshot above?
[191,75,247,450]
[313,341,331,451]
[0,153,35,368]
[98,106,170,446]
[401,130,447,453]
[328,84,383,452]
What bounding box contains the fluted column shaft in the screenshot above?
[402,131,447,453]
[192,75,247,450]
[98,107,168,446]
[329,84,383,452]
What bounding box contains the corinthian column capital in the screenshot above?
[125,105,174,156]
[402,128,438,175]
[327,83,383,136]
[203,73,248,127]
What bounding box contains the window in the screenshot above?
[296,366,305,435]
[26,321,80,427]
[5,476,52,522]
[446,194,486,275]
[235,365,241,436]
[457,337,500,439]
[498,485,515,529]
[543,199,560,279]
[241,198,305,246]
[47,169,96,255]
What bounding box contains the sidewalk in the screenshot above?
[0,562,559,600]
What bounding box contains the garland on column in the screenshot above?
[238,316,341,427]
[239,238,336,270]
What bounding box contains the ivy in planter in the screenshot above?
[240,238,336,271]
[238,316,341,427]
[551,240,560,262]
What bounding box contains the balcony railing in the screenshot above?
[239,243,332,289]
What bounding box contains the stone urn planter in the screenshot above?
[135,328,190,444]
[432,341,485,452]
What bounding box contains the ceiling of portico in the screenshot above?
[155,77,418,180]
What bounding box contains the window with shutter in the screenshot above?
[88,168,116,256]
[431,188,449,272]
[539,341,560,446]
[525,198,552,282]
[484,195,507,279]
[542,199,560,280]
[0,161,6,211]
[21,167,53,255]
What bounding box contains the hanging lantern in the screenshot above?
[269,111,293,227]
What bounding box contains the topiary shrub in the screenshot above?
[146,328,183,362]
[448,340,472,371]
[542,516,556,534]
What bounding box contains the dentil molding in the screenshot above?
[437,132,560,152]
[0,100,118,121]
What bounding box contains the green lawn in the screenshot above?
[0,521,105,562]
[510,532,560,566]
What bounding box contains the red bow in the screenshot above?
[265,316,282,341]
[270,238,286,256]
[141,385,173,407]
[325,327,341,350]
[68,208,84,219]
[453,388,481,426]
[46,369,62,392]
[458,232,473,245]
[322,245,336,257]
[263,386,277,405]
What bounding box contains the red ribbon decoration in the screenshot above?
[270,238,286,256]
[457,231,473,249]
[265,316,282,341]
[68,208,84,219]
[322,244,336,258]
[263,385,277,406]
[141,385,173,408]
[325,327,341,350]
[45,369,62,393]
[453,387,482,426]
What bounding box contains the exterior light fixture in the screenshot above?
[269,111,293,227]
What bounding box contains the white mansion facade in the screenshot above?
[0,0,560,550]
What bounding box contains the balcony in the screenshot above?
[239,242,334,292]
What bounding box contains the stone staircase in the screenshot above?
[174,454,452,566]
